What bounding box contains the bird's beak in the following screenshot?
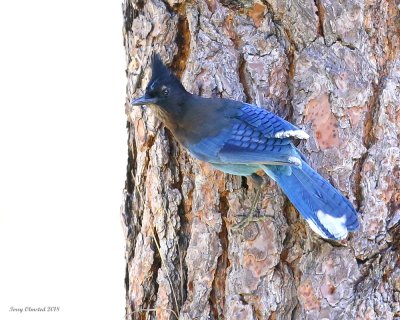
[131,95,157,106]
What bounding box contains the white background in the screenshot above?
[0,1,127,319]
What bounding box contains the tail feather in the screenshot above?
[264,160,359,240]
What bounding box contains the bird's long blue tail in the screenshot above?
[263,160,359,240]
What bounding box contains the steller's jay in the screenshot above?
[131,55,360,240]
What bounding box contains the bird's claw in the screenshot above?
[231,212,272,231]
[231,212,274,241]
[231,186,274,232]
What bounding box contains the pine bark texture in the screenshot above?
[121,0,400,319]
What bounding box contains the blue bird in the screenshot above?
[131,55,360,240]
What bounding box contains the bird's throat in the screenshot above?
[148,104,182,133]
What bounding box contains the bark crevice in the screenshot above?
[209,190,230,319]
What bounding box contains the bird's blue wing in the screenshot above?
[188,103,308,166]
[217,121,299,164]
[216,103,308,165]
[234,104,309,140]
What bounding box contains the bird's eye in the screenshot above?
[161,87,169,97]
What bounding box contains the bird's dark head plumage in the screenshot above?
[131,54,188,109]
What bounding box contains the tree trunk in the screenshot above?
[121,0,400,319]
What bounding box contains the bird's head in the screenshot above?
[131,54,188,109]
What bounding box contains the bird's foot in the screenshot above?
[231,213,270,232]
[231,212,274,240]
[231,176,274,234]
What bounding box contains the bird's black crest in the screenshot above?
[148,54,184,90]
[150,54,170,79]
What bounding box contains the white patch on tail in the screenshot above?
[316,210,348,240]
[305,211,348,240]
[305,218,328,238]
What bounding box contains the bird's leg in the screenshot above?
[231,173,272,231]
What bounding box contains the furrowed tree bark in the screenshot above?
[121,0,400,319]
